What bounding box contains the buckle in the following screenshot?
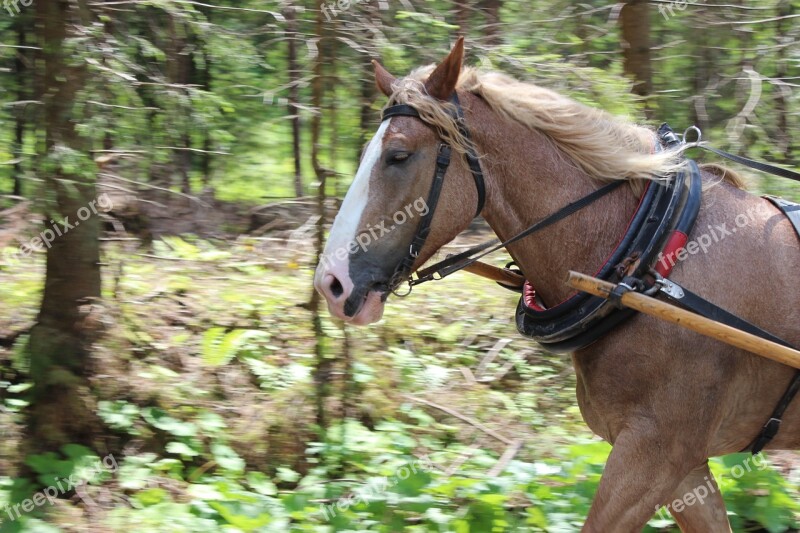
[436,144,452,165]
[657,123,681,148]
[761,417,781,440]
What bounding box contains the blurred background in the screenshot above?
[0,0,799,531]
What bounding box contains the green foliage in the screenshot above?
[0,235,798,531]
[1,1,799,530]
[201,327,271,366]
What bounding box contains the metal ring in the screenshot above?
[391,279,413,298]
[682,125,702,145]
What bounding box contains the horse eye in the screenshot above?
[387,151,411,165]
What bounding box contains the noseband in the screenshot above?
[379,93,486,295]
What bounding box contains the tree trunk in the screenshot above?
[358,0,379,163]
[481,0,502,47]
[774,0,793,162]
[27,0,102,453]
[201,47,213,188]
[286,4,303,197]
[327,20,339,195]
[166,13,192,194]
[287,5,303,197]
[12,17,28,197]
[310,0,331,431]
[620,0,653,118]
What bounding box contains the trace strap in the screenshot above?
[411,180,624,287]
[694,145,800,182]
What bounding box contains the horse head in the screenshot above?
[313,38,483,324]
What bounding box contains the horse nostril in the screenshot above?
[329,276,344,298]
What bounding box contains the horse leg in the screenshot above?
[664,463,731,533]
[582,430,702,533]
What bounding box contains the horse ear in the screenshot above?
[372,60,397,97]
[424,36,465,100]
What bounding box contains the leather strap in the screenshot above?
[660,282,793,348]
[450,92,486,217]
[381,104,421,120]
[380,97,486,218]
[412,180,624,286]
[380,95,488,292]
[748,375,800,454]
[694,145,800,182]
[659,278,800,454]
[391,144,452,285]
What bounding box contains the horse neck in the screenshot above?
[467,96,642,306]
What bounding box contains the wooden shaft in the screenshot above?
[462,261,525,288]
[566,271,800,370]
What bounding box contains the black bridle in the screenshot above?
[381,93,623,299]
[381,93,486,294]
[380,92,623,296]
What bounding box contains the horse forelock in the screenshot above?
[385,73,476,157]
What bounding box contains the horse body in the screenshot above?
[314,38,800,531]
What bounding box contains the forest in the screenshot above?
[0,0,799,531]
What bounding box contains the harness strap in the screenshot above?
[694,145,800,182]
[658,277,800,454]
[659,280,794,348]
[391,144,452,287]
[381,94,487,292]
[749,375,800,455]
[381,104,421,120]
[742,195,800,454]
[412,181,624,286]
[450,92,486,217]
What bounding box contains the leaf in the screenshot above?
[246,472,277,496]
[201,328,270,366]
[141,407,197,437]
[211,443,245,473]
[166,442,200,457]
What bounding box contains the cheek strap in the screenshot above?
[379,93,487,295]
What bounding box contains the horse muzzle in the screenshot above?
[313,260,386,325]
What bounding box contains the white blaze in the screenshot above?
[321,120,390,264]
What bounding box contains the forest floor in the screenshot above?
[0,194,798,532]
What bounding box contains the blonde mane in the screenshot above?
[387,65,744,188]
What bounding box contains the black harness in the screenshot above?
[381,94,486,294]
[378,94,800,454]
[516,124,702,353]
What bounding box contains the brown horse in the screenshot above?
[313,38,800,532]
